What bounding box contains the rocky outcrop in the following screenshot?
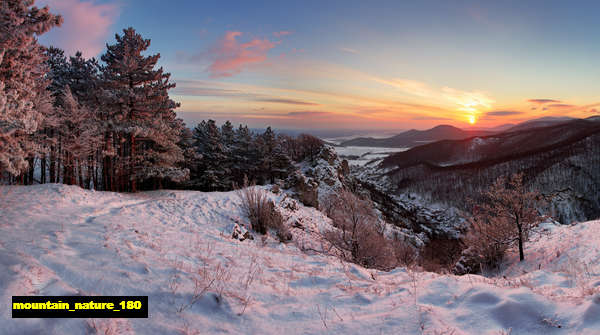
[285,145,353,209]
[452,247,482,275]
[285,170,320,208]
[360,180,465,240]
[231,223,254,241]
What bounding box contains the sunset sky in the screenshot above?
[38,0,600,130]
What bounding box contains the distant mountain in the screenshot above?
[467,123,515,132]
[340,117,584,148]
[587,115,600,122]
[505,116,575,133]
[376,118,600,223]
[380,118,598,169]
[341,125,492,148]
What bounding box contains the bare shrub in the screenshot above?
[391,236,418,268]
[237,179,290,241]
[268,201,292,242]
[296,133,324,162]
[419,237,462,273]
[322,190,396,270]
[175,261,232,314]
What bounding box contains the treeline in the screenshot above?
[0,1,324,192]
[183,121,324,191]
[4,27,187,192]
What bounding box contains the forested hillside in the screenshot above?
[376,119,600,223]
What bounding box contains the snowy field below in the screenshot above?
[333,146,408,166]
[0,184,599,334]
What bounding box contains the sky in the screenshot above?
[37,0,600,130]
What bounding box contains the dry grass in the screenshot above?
[237,185,271,234]
[237,181,291,242]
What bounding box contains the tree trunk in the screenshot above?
[56,137,62,183]
[131,134,136,192]
[93,152,99,190]
[77,159,84,187]
[40,154,46,184]
[517,221,524,261]
[27,157,35,184]
[86,155,93,189]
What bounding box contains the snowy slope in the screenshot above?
[0,184,599,334]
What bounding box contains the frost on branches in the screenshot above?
[100,27,186,191]
[0,0,61,176]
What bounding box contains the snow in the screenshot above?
[323,133,399,146]
[1,184,599,334]
[333,146,408,166]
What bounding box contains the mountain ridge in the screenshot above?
[340,116,582,148]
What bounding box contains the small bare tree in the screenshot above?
[323,190,395,270]
[468,173,545,262]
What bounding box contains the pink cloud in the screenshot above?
[40,0,120,58]
[273,31,292,37]
[207,31,278,78]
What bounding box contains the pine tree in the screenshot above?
[0,0,61,177]
[55,87,92,185]
[101,27,185,191]
[192,120,227,190]
[43,48,103,188]
[221,121,234,148]
[259,127,277,183]
[232,124,256,183]
[271,135,293,181]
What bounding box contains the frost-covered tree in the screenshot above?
[297,133,324,162]
[232,124,257,182]
[42,48,102,187]
[271,135,293,181]
[221,121,234,148]
[0,0,61,176]
[191,120,228,190]
[54,88,93,185]
[101,27,185,191]
[466,173,546,262]
[258,127,277,183]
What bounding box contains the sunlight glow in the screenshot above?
[468,115,476,124]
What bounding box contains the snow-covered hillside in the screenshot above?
[1,184,599,334]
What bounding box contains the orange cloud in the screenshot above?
[207,31,278,78]
[373,77,494,117]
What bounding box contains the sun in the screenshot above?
[468,115,476,124]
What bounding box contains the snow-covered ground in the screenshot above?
[323,133,399,146]
[1,184,599,334]
[333,146,408,166]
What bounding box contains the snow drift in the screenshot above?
[0,184,598,334]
